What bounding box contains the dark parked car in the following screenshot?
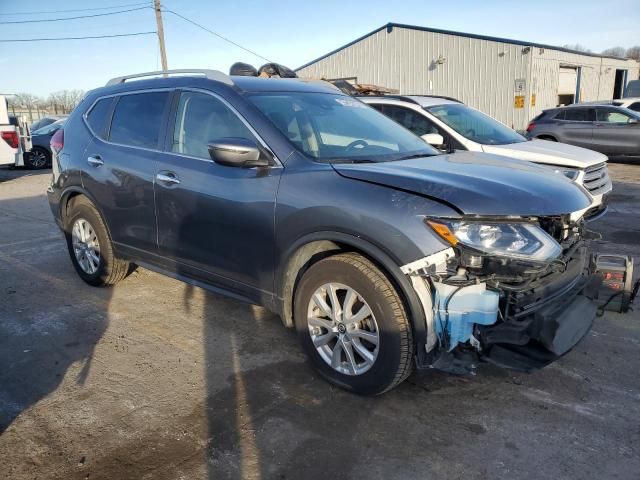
[26,119,65,169]
[30,115,67,133]
[48,70,598,395]
[526,104,640,157]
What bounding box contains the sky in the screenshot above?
[0,0,639,98]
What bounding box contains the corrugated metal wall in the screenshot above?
[297,26,639,130]
[529,49,639,120]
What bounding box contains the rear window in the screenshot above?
[109,92,169,149]
[86,98,114,139]
[628,102,640,112]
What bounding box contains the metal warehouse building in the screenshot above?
[296,23,640,131]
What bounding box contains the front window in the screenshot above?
[596,108,639,123]
[172,91,257,159]
[426,104,526,145]
[247,93,437,162]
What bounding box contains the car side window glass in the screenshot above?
[628,102,640,112]
[383,105,439,137]
[563,108,592,122]
[86,98,114,139]
[554,110,566,120]
[172,91,257,159]
[109,92,169,149]
[597,109,632,123]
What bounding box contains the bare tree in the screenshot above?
[9,93,44,122]
[562,43,592,53]
[602,47,626,57]
[626,46,640,61]
[47,89,85,114]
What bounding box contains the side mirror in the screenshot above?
[421,133,445,147]
[208,137,271,167]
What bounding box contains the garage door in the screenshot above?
[559,67,578,95]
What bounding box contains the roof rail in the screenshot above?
[106,69,233,87]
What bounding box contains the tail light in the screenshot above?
[526,123,535,133]
[51,128,64,152]
[1,131,19,149]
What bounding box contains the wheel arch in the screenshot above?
[536,134,558,141]
[59,187,113,241]
[277,231,428,360]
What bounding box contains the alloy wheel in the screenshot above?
[29,150,48,168]
[71,218,101,274]
[307,282,380,375]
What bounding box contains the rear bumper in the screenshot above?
[46,187,63,230]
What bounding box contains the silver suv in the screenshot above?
[526,104,640,158]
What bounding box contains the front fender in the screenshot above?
[276,230,431,365]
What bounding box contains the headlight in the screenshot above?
[427,219,561,262]
[552,167,580,181]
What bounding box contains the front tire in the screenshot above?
[294,253,414,395]
[64,196,132,286]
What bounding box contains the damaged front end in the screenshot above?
[402,213,601,373]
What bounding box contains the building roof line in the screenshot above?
[295,22,635,71]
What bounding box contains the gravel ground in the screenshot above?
[0,164,638,480]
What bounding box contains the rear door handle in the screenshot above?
[156,172,180,185]
[87,155,103,167]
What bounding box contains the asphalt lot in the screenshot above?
[1,164,639,480]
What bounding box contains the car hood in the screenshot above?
[332,152,591,216]
[481,139,607,169]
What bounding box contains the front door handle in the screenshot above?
[156,172,180,185]
[87,155,103,167]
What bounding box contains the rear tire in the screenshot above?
[64,196,133,286]
[24,147,50,169]
[294,253,414,395]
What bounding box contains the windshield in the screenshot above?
[248,92,438,162]
[427,104,526,145]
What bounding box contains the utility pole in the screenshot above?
[154,0,168,72]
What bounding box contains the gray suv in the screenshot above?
[48,70,599,395]
[526,104,640,157]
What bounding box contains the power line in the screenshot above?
[0,2,151,16]
[162,9,272,63]
[0,6,151,24]
[0,32,157,42]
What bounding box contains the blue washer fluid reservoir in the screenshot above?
[433,282,499,351]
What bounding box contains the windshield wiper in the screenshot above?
[329,158,377,164]
[395,152,434,161]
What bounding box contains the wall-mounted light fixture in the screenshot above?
[436,54,446,65]
[522,46,531,54]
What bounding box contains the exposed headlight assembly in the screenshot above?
[427,219,562,262]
